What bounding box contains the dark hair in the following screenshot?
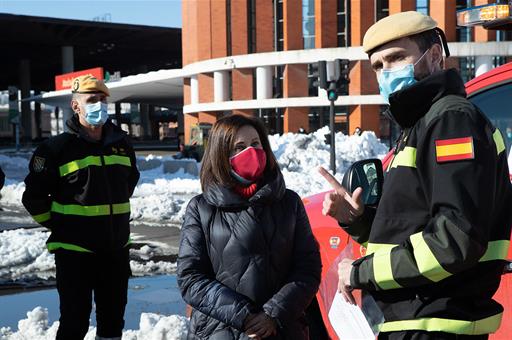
[407,29,441,53]
[200,114,278,191]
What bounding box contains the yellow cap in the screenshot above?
[363,11,438,54]
[71,74,110,96]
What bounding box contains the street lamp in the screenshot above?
[318,59,350,174]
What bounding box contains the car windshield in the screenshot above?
[469,83,512,154]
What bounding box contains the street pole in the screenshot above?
[330,100,336,174]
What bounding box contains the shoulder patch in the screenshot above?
[33,156,46,172]
[435,137,474,163]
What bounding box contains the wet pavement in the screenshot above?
[0,274,186,330]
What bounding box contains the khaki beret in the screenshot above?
[71,74,110,96]
[363,11,438,54]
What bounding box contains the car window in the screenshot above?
[469,83,512,154]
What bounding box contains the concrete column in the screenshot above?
[115,102,122,126]
[139,104,151,139]
[190,75,199,104]
[389,0,415,15]
[256,66,272,100]
[214,71,229,102]
[283,0,309,133]
[315,0,337,48]
[349,0,380,136]
[34,91,42,139]
[184,113,199,145]
[475,56,493,77]
[61,46,74,73]
[20,59,32,141]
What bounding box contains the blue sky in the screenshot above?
[0,0,182,28]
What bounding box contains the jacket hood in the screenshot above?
[203,168,287,209]
[66,114,127,146]
[386,68,466,128]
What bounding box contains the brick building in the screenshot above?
[181,0,511,145]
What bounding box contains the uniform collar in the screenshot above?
[66,114,126,146]
[386,68,467,129]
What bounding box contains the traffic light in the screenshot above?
[318,59,350,101]
[327,82,338,101]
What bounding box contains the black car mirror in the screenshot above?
[341,159,384,206]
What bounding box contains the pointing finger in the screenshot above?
[318,166,345,194]
[350,187,364,211]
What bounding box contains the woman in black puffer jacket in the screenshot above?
[177,114,321,340]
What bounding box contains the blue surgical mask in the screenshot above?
[378,49,429,103]
[84,102,108,126]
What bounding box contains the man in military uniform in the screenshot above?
[22,75,140,340]
[321,11,512,339]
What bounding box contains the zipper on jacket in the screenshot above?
[387,128,410,171]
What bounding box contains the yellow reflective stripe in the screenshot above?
[59,156,102,177]
[390,147,416,169]
[47,242,93,253]
[493,129,505,155]
[125,236,133,247]
[410,232,452,282]
[51,201,130,216]
[52,201,110,216]
[366,243,396,256]
[32,211,51,223]
[59,155,131,177]
[480,240,510,262]
[103,155,131,167]
[373,246,402,290]
[112,202,131,214]
[380,313,503,335]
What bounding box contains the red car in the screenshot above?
[306,61,512,339]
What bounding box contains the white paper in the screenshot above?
[328,291,375,340]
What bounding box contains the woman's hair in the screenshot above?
[200,114,278,191]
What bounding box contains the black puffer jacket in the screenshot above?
[177,170,321,340]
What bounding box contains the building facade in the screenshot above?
[181,0,511,145]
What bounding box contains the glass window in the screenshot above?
[416,0,429,15]
[248,0,256,53]
[274,0,284,51]
[456,0,471,43]
[469,83,512,153]
[337,0,350,47]
[302,0,315,49]
[308,63,319,97]
[376,0,389,21]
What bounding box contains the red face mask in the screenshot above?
[229,147,267,183]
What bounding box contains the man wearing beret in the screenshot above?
[321,11,512,339]
[22,75,140,339]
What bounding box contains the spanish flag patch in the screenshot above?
[435,137,474,163]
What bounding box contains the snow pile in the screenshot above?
[0,128,389,225]
[0,306,188,340]
[0,229,178,280]
[270,127,389,197]
[0,153,30,208]
[130,260,177,276]
[0,229,54,281]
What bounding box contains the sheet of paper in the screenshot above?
[328,291,375,340]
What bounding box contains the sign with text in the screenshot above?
[55,67,104,91]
